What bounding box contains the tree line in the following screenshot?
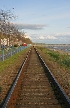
[0,9,32,48]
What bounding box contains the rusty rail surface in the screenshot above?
[1,49,32,108]
[1,47,70,108]
[34,47,70,108]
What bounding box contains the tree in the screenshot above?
[0,9,15,46]
[0,9,32,48]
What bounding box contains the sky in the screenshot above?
[0,0,70,44]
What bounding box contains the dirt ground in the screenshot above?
[36,47,70,99]
[0,46,70,105]
[0,49,29,104]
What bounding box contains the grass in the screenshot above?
[48,51,60,61]
[0,47,30,72]
[48,50,70,68]
[38,46,70,68]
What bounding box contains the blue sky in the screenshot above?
[0,0,70,44]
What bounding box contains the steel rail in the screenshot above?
[1,48,32,108]
[1,47,70,108]
[34,47,70,108]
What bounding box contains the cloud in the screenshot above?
[39,36,45,39]
[46,35,57,40]
[29,32,70,44]
[67,27,70,28]
[13,23,48,30]
[24,33,31,39]
[29,33,70,44]
[39,35,57,40]
[54,32,70,36]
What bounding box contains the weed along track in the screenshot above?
[1,47,70,108]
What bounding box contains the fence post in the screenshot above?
[2,45,5,61]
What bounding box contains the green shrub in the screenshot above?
[61,57,70,67]
[48,51,59,61]
[14,44,18,47]
[38,46,70,68]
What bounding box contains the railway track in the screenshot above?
[1,47,70,108]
